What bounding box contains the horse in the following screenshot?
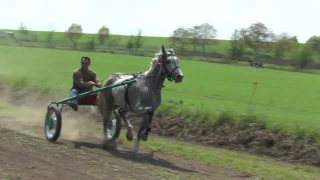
[97,45,184,153]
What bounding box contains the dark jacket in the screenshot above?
[71,68,97,93]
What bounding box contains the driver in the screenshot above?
[68,56,102,111]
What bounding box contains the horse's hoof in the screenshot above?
[126,131,133,141]
[140,131,148,142]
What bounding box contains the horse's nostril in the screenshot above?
[177,75,183,79]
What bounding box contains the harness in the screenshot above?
[112,72,143,112]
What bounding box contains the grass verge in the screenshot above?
[1,45,320,143]
[117,133,320,180]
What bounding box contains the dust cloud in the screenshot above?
[0,85,104,141]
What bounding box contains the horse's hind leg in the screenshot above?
[134,115,147,154]
[102,110,115,149]
[118,108,133,141]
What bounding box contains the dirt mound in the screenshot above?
[129,116,320,167]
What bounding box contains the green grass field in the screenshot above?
[1,45,320,142]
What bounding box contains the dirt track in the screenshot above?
[2,84,320,179]
[0,123,255,180]
[0,126,255,179]
[0,86,255,180]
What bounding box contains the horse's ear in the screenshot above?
[161,45,167,63]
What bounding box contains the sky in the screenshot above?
[1,0,319,43]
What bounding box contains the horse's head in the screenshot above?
[159,45,184,83]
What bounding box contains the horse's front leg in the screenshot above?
[134,106,153,154]
[135,106,154,140]
[118,108,133,141]
[140,111,153,141]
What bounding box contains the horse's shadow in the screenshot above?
[72,141,196,173]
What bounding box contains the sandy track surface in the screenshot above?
[0,86,254,180]
[0,126,254,180]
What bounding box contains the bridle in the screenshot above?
[156,54,180,82]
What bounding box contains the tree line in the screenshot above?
[169,22,320,69]
[16,22,320,69]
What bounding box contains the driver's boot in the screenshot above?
[68,100,78,111]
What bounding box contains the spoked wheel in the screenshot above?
[104,109,122,141]
[44,106,62,142]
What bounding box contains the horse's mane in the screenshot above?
[149,47,175,68]
[143,47,175,75]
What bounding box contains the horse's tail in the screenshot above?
[97,76,117,130]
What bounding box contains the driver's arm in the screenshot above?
[92,73,102,87]
[94,78,102,87]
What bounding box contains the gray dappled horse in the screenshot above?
[97,45,184,153]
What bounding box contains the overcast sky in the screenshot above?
[1,0,319,43]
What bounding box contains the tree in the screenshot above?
[46,24,55,46]
[97,25,110,45]
[18,23,29,41]
[188,27,200,52]
[273,33,299,58]
[64,23,83,48]
[188,23,217,53]
[240,22,274,60]
[169,27,190,52]
[126,35,134,51]
[290,44,314,69]
[134,28,144,49]
[86,37,96,50]
[229,29,245,60]
[108,34,121,48]
[306,36,320,54]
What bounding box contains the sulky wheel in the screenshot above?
[104,109,122,142]
[44,105,62,142]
